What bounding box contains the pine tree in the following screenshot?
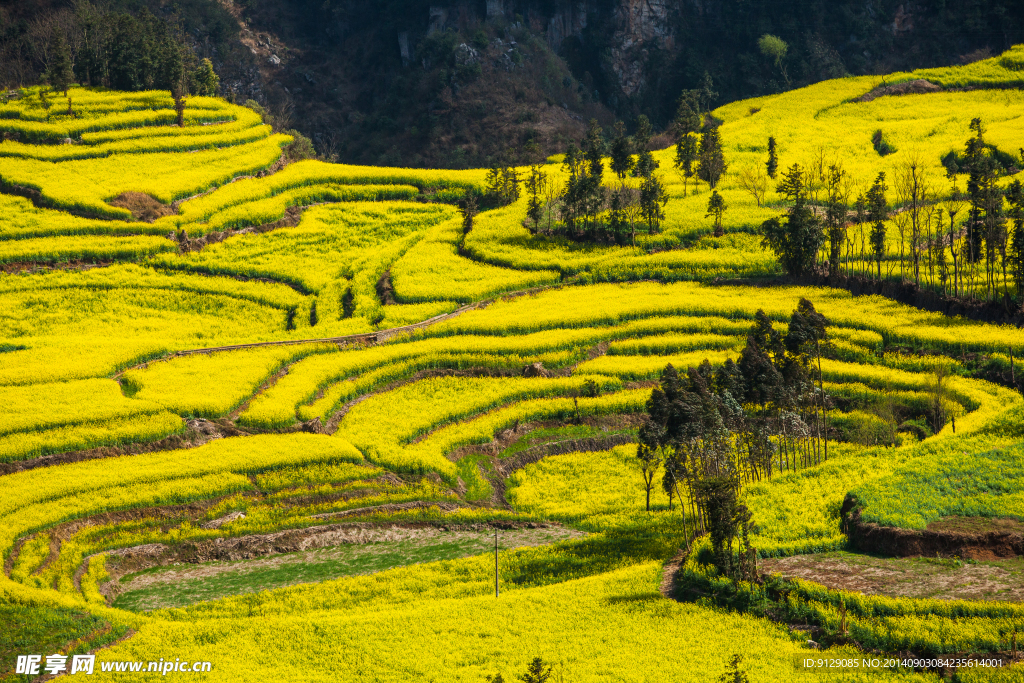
[759,164,822,276]
[867,172,889,280]
[518,658,552,683]
[609,120,634,179]
[486,160,521,206]
[459,194,478,249]
[706,190,727,237]
[766,136,779,180]
[697,115,727,189]
[718,655,751,683]
[558,142,586,234]
[191,58,220,96]
[524,166,546,232]
[824,163,849,276]
[1007,179,1024,301]
[580,119,607,236]
[674,94,701,196]
[639,168,668,235]
[633,115,667,234]
[46,30,74,96]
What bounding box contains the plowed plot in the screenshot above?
[113,526,584,611]
[761,550,1024,602]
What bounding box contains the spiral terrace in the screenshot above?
[3,51,1024,680]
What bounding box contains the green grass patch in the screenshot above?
[0,602,124,683]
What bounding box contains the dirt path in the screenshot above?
[659,547,689,600]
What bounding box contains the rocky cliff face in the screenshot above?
[609,0,672,97]
[480,0,674,100]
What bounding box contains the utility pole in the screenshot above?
[494,528,499,598]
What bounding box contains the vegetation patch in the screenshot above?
[761,550,1024,603]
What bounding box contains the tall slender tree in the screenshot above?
[823,162,849,276]
[867,172,889,281]
[697,115,727,189]
[609,120,635,180]
[766,136,779,180]
[524,166,547,232]
[45,29,74,95]
[759,164,822,276]
[674,93,701,196]
[1007,180,1024,301]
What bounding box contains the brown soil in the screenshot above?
[855,78,942,102]
[624,380,659,390]
[228,365,292,421]
[108,192,176,222]
[108,519,561,571]
[309,499,465,521]
[659,547,689,600]
[177,204,305,254]
[761,551,1024,602]
[451,413,640,461]
[927,516,1024,535]
[1,260,116,274]
[0,418,242,477]
[844,498,1024,560]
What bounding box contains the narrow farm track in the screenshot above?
[110,280,573,378]
[659,547,689,600]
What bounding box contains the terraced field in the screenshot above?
[2,50,1024,681]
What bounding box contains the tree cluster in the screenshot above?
[0,3,222,99]
[538,116,668,244]
[637,299,833,572]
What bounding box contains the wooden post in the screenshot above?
[494,529,499,598]
[1011,346,1016,389]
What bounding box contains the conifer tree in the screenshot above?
[706,190,727,237]
[459,194,478,250]
[486,158,521,206]
[759,164,822,276]
[518,658,552,683]
[766,136,779,180]
[524,166,546,232]
[609,120,634,180]
[632,115,667,234]
[718,655,751,683]
[867,172,889,280]
[1007,179,1024,300]
[674,93,701,196]
[558,141,586,234]
[824,163,849,276]
[697,115,727,189]
[191,58,220,96]
[580,119,607,236]
[46,30,74,96]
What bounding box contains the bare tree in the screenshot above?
[894,154,930,286]
[738,165,768,208]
